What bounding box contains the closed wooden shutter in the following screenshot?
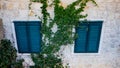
[74,21,103,53]
[14,21,41,53]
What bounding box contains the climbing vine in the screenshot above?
[30,0,97,67]
[0,39,24,68]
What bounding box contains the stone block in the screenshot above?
[18,10,29,19]
[95,0,106,3]
[31,3,42,10]
[7,2,14,10]
[105,0,115,2]
[2,2,7,10]
[96,0,115,3]
[61,0,77,5]
[2,1,14,10]
[18,2,28,10]
[19,0,29,2]
[106,3,117,13]
[3,0,16,2]
[116,0,120,2]
[2,1,25,10]
[116,3,120,13]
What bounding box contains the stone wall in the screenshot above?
[0,0,120,68]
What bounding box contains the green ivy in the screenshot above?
[31,54,63,68]
[0,39,24,68]
[30,0,97,67]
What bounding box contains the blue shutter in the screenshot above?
[74,23,88,53]
[87,21,103,52]
[14,22,29,53]
[28,21,41,52]
[14,21,41,53]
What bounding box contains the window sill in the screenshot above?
[72,52,101,56]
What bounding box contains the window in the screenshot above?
[74,21,103,53]
[14,21,41,53]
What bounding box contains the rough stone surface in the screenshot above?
[0,0,120,68]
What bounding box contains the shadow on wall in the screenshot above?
[0,18,4,40]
